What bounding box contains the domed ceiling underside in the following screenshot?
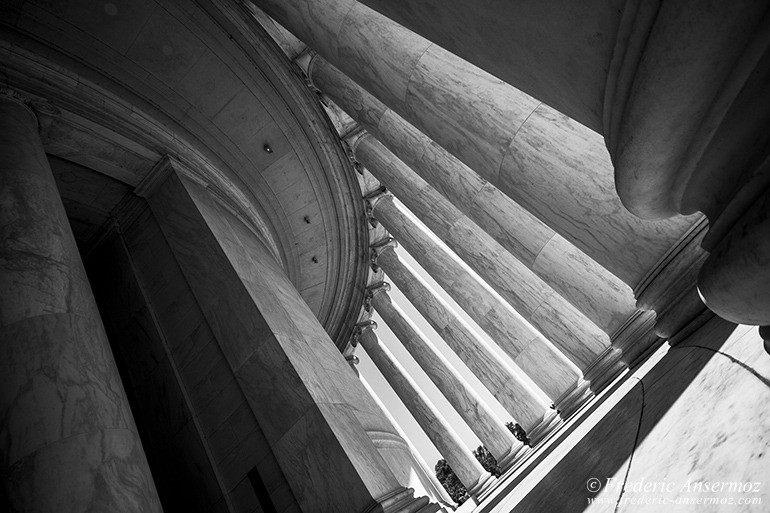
[0,0,368,346]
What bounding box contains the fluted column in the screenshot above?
[307,55,636,336]
[254,0,697,288]
[0,95,162,512]
[375,247,555,441]
[370,195,587,414]
[358,329,495,498]
[372,290,525,470]
[352,130,613,374]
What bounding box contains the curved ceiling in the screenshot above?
[0,0,368,345]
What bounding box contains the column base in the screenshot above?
[583,345,626,395]
[495,442,530,474]
[526,408,562,447]
[553,378,593,419]
[367,487,441,513]
[467,471,497,503]
[609,309,662,369]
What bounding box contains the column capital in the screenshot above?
[363,185,391,227]
[344,126,370,155]
[352,319,378,347]
[0,88,37,126]
[364,281,391,313]
[369,236,398,272]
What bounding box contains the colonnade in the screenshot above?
[0,93,441,512]
[251,0,727,499]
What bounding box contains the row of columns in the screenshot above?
[254,0,699,291]
[370,289,524,471]
[0,94,443,512]
[369,194,585,412]
[349,130,611,372]
[358,328,496,500]
[374,247,555,441]
[246,0,727,496]
[307,55,637,337]
[278,0,770,338]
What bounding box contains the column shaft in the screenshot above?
[359,330,494,497]
[371,195,584,410]
[355,0,611,132]
[372,291,523,469]
[310,55,636,335]
[255,0,696,287]
[359,376,456,507]
[376,248,552,436]
[356,132,610,370]
[146,167,433,513]
[0,97,162,512]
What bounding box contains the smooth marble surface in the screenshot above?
[373,196,581,403]
[496,318,770,512]
[373,291,520,464]
[359,138,609,370]
[377,248,549,431]
[311,54,637,336]
[359,330,489,492]
[499,105,699,286]
[699,190,770,326]
[338,2,431,111]
[357,0,615,132]
[404,45,539,185]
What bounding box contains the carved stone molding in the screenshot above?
[364,281,391,313]
[633,217,711,339]
[604,1,770,338]
[369,236,398,272]
[351,319,378,347]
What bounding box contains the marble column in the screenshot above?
[0,95,162,512]
[144,164,436,513]
[307,55,637,337]
[351,130,612,373]
[371,290,525,470]
[359,375,456,508]
[350,0,770,339]
[375,247,555,442]
[358,329,495,499]
[370,194,587,415]
[354,0,611,133]
[254,0,697,288]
